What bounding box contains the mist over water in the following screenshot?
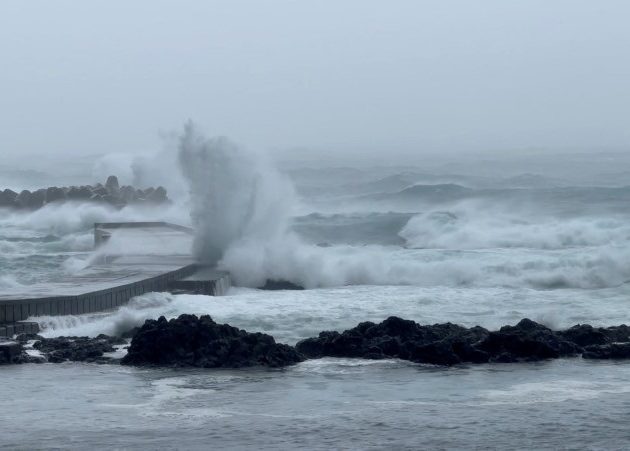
[5,124,630,292]
[4,131,630,450]
[173,127,630,290]
[4,1,630,447]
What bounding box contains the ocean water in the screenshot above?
[3,156,630,449]
[2,359,630,450]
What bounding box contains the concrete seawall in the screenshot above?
[0,222,231,338]
[0,264,196,324]
[0,264,232,338]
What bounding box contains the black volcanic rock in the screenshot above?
[259,280,305,290]
[583,343,630,359]
[296,317,605,365]
[556,324,609,347]
[296,316,491,365]
[0,341,24,364]
[121,314,304,368]
[601,324,630,343]
[5,316,630,367]
[475,319,581,362]
[32,335,125,363]
[556,324,630,347]
[119,326,140,339]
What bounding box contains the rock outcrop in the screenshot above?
[4,317,630,367]
[0,341,26,364]
[121,314,305,368]
[1,334,126,364]
[296,317,630,365]
[259,280,305,290]
[32,335,126,363]
[0,175,170,210]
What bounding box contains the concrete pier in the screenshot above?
[0,222,230,338]
[168,266,232,295]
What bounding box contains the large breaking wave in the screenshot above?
[174,124,630,290]
[4,123,630,292]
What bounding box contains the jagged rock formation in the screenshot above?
[0,334,126,364]
[296,317,630,365]
[32,335,126,363]
[121,314,305,368]
[0,340,27,364]
[3,317,630,367]
[0,175,169,210]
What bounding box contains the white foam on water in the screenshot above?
[34,292,177,338]
[33,284,630,344]
[400,204,630,250]
[0,274,24,289]
[479,379,630,405]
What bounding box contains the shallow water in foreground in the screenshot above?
[2,359,630,450]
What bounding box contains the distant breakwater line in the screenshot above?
[3,315,630,367]
[0,175,169,210]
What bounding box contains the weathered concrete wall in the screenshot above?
[0,264,199,338]
[168,273,231,296]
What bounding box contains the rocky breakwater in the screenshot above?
[121,314,304,368]
[296,317,630,365]
[0,175,169,210]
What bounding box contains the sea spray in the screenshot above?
[177,121,296,265]
[34,292,177,338]
[175,123,630,289]
[92,147,188,201]
[399,201,630,250]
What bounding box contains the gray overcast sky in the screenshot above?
[1,0,630,158]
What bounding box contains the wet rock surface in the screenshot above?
[0,341,26,364]
[32,335,126,363]
[583,343,630,359]
[0,175,170,210]
[3,334,127,364]
[259,280,305,290]
[121,314,305,368]
[4,317,630,367]
[296,317,630,365]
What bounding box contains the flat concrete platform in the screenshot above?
[0,222,231,337]
[0,255,196,300]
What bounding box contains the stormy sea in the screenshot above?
[2,130,630,449]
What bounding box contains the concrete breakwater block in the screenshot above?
[167,268,231,296]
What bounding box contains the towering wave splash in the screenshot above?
[175,124,630,290]
[178,121,296,265]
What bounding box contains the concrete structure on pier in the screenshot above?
[0,222,230,338]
